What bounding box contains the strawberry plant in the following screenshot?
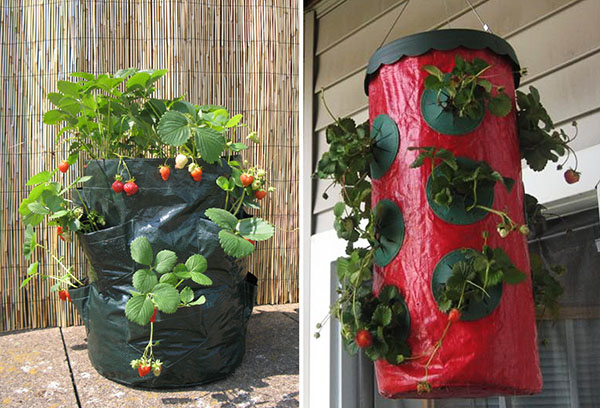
[313,115,411,365]
[21,69,276,291]
[423,55,512,120]
[516,86,579,175]
[125,236,211,376]
[530,253,565,321]
[18,68,277,385]
[436,235,526,314]
[409,147,526,237]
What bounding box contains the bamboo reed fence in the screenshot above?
[0,0,299,332]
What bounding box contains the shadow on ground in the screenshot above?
[1,304,299,408]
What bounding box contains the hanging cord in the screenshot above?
[443,0,453,29]
[465,0,493,33]
[379,0,411,48]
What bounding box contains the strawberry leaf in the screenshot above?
[154,250,177,274]
[218,230,255,258]
[179,286,194,304]
[26,171,51,186]
[193,127,226,163]
[133,269,158,293]
[205,208,237,231]
[422,65,443,80]
[488,93,512,117]
[158,110,191,146]
[216,176,234,192]
[27,261,39,276]
[22,225,36,260]
[229,142,248,152]
[190,271,212,286]
[151,283,180,314]
[27,202,49,215]
[130,236,153,266]
[20,276,34,289]
[189,295,207,306]
[226,114,243,128]
[125,294,154,326]
[56,80,81,97]
[503,266,526,284]
[159,273,178,285]
[372,304,392,327]
[173,263,191,279]
[185,254,207,274]
[236,218,275,241]
[333,202,345,217]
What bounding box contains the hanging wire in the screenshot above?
[464,0,493,33]
[379,0,411,48]
[443,0,453,29]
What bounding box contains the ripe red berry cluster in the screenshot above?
[111,175,138,196]
[240,171,268,201]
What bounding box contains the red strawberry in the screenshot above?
[190,167,203,182]
[112,180,124,193]
[123,179,138,196]
[254,190,267,200]
[149,308,157,323]
[448,308,461,323]
[112,175,124,193]
[564,168,580,184]
[57,226,66,241]
[58,289,68,301]
[244,237,256,245]
[355,329,372,348]
[240,173,254,187]
[159,165,170,181]
[58,161,69,173]
[137,363,151,377]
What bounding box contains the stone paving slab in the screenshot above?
[0,328,78,408]
[62,304,299,408]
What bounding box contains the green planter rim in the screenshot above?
[364,28,521,95]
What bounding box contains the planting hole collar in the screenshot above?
[426,157,495,225]
[420,86,485,135]
[374,199,405,267]
[431,248,503,321]
[370,114,400,180]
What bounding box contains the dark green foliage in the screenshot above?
[530,253,565,321]
[315,118,374,254]
[409,147,513,209]
[334,283,411,365]
[423,55,512,119]
[516,86,575,172]
[524,193,547,235]
[438,246,526,313]
[126,236,210,326]
[315,117,410,365]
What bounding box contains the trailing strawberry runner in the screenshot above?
[19,68,275,387]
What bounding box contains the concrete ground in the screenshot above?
[0,304,299,408]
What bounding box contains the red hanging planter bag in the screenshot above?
[365,29,542,398]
